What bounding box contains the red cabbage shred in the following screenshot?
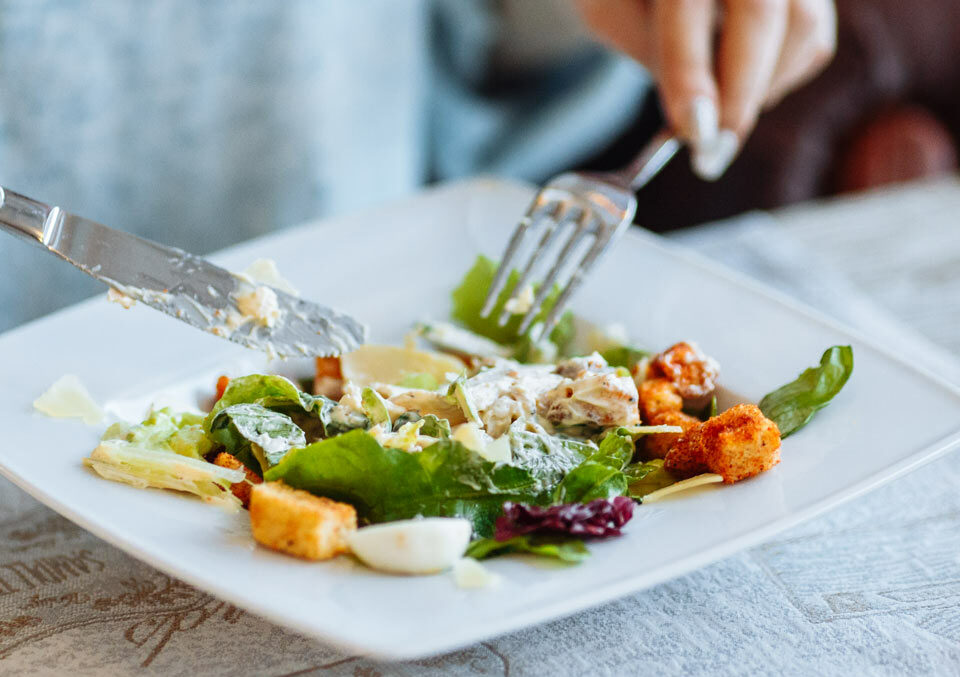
[494,496,634,541]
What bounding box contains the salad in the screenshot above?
[76,255,854,581]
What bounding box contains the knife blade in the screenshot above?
[0,186,366,358]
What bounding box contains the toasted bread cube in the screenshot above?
[647,342,719,400]
[664,424,709,478]
[638,378,683,422]
[643,410,701,460]
[249,481,356,560]
[212,452,262,508]
[699,404,781,483]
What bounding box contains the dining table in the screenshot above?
[2,176,960,676]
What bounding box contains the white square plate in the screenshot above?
[2,178,959,659]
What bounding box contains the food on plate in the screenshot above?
[78,255,854,579]
[33,374,104,425]
[250,481,357,560]
[346,517,472,574]
[664,404,782,483]
[212,452,262,507]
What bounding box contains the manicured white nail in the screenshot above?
[687,95,719,148]
[692,129,740,181]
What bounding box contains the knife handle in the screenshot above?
[0,186,56,247]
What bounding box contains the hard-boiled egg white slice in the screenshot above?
[347,517,472,575]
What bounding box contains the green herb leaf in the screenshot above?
[759,345,854,438]
[265,430,559,536]
[465,535,590,563]
[451,255,573,356]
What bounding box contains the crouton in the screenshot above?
[643,410,701,459]
[663,424,709,477]
[638,378,683,422]
[699,404,781,483]
[647,342,719,400]
[314,356,343,399]
[212,452,262,508]
[249,481,356,560]
[664,404,781,483]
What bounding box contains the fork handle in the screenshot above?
[0,186,54,247]
[620,129,681,192]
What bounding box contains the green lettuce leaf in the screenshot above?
[205,374,357,441]
[759,345,854,438]
[265,430,558,536]
[102,407,211,460]
[465,535,590,563]
[625,458,678,499]
[553,428,633,503]
[508,429,593,491]
[451,255,574,356]
[208,403,306,474]
[599,346,650,370]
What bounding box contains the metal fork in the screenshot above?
[480,129,681,340]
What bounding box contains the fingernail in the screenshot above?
[692,129,740,181]
[687,95,719,148]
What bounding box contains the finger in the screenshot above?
[766,0,837,106]
[716,0,790,137]
[653,0,720,149]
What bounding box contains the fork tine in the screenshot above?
[516,212,591,336]
[495,208,571,327]
[537,222,618,339]
[479,214,533,317]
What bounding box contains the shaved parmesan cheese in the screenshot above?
[242,259,298,296]
[641,473,723,503]
[33,375,104,425]
[453,557,501,589]
[341,345,463,388]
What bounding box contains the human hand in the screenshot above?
[575,0,836,180]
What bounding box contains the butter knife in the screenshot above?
[0,186,366,358]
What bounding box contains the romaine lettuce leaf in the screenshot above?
[451,255,573,355]
[208,403,306,474]
[508,429,593,491]
[552,428,633,503]
[205,374,349,441]
[759,345,854,438]
[264,430,559,536]
[103,407,211,460]
[465,535,589,563]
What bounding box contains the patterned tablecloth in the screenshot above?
[3,179,960,676]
